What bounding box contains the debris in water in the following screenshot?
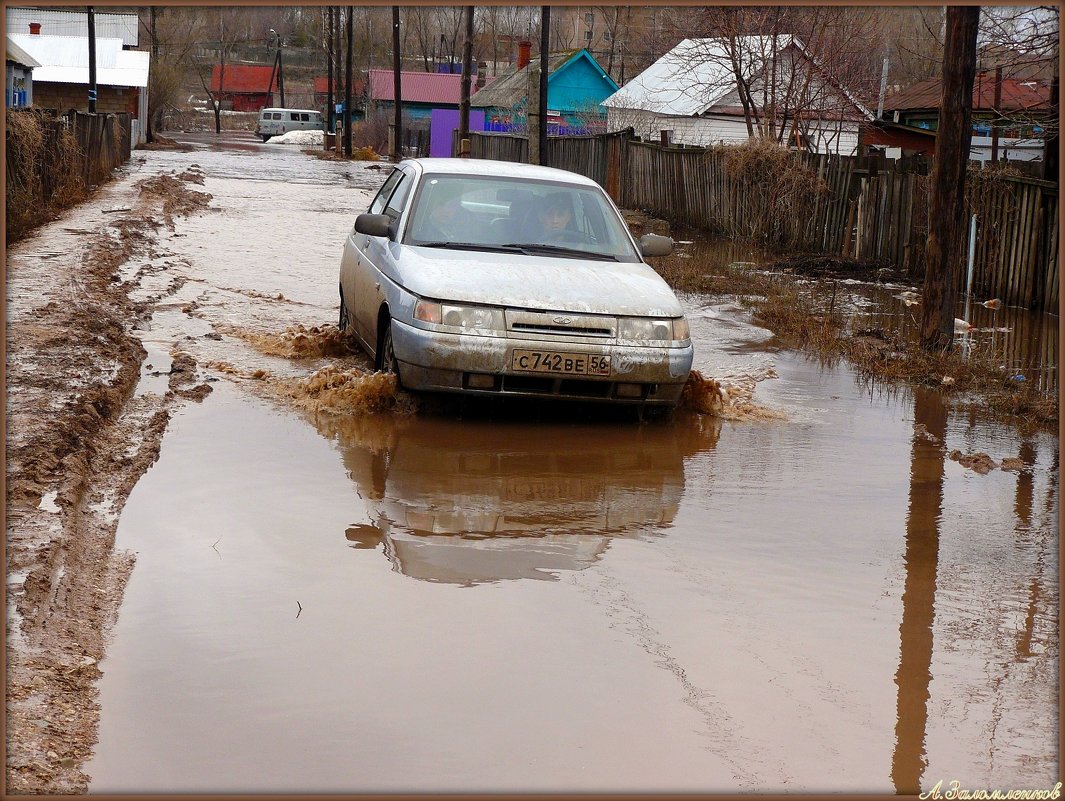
[1000,457,1025,472]
[914,424,941,446]
[949,450,998,474]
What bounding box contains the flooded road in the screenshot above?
[81,132,1057,793]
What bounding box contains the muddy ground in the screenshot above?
[6,166,218,792]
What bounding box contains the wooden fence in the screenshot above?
[70,111,132,186]
[7,109,132,241]
[466,130,1058,312]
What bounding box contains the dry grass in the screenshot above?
[746,279,1057,427]
[6,110,88,241]
[648,241,1056,428]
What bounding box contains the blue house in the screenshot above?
[471,48,619,135]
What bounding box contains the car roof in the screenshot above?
[402,158,600,187]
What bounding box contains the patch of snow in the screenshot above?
[38,491,61,514]
[266,129,325,147]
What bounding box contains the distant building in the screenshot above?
[210,65,278,113]
[882,73,1052,162]
[6,7,138,48]
[471,46,619,134]
[603,36,872,156]
[313,74,366,121]
[6,35,39,107]
[367,69,472,123]
[9,31,149,143]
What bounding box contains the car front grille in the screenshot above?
[505,309,616,339]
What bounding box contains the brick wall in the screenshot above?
[33,82,139,115]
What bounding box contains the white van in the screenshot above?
[256,108,324,141]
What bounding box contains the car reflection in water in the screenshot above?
[321,414,720,586]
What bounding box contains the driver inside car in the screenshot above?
[417,182,475,242]
[524,192,575,243]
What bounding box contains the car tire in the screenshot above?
[260,134,271,142]
[339,287,351,333]
[378,321,402,386]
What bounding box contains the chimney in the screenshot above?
[29,22,41,35]
[517,40,531,70]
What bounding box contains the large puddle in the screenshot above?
[83,134,1058,793]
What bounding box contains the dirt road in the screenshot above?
[6,132,1057,794]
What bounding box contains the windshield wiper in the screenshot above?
[416,241,524,253]
[502,243,620,261]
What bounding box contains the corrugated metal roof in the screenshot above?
[604,35,873,121]
[369,69,467,104]
[6,7,138,48]
[211,64,277,94]
[603,38,752,116]
[884,74,1051,113]
[10,33,148,87]
[6,35,41,68]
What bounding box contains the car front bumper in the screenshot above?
[390,318,693,405]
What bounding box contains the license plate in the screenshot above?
[511,349,611,376]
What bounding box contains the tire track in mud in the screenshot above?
[6,167,214,793]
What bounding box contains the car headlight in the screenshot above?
[414,300,505,332]
[618,316,690,342]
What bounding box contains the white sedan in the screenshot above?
[339,158,693,406]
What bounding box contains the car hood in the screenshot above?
[394,245,685,317]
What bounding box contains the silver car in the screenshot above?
[338,158,693,405]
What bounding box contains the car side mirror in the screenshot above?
[354,213,393,239]
[638,233,673,258]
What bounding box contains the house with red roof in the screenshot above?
[882,72,1052,161]
[210,64,278,112]
[367,69,467,122]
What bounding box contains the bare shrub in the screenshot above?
[6,110,87,241]
[719,137,829,249]
[349,111,390,153]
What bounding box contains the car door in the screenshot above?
[354,169,414,354]
[341,167,406,350]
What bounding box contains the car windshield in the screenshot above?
[404,174,641,262]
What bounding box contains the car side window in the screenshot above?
[369,169,403,214]
[383,173,412,223]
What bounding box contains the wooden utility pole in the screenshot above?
[919,7,980,352]
[392,6,402,161]
[458,6,474,156]
[326,8,334,134]
[538,6,550,167]
[344,7,353,157]
[87,6,97,113]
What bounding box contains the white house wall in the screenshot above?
[607,108,859,156]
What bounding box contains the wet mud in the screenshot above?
[6,163,216,792]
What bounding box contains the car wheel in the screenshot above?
[339,287,351,333]
[378,321,402,386]
[261,134,271,142]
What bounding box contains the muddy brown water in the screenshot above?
[83,132,1057,792]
